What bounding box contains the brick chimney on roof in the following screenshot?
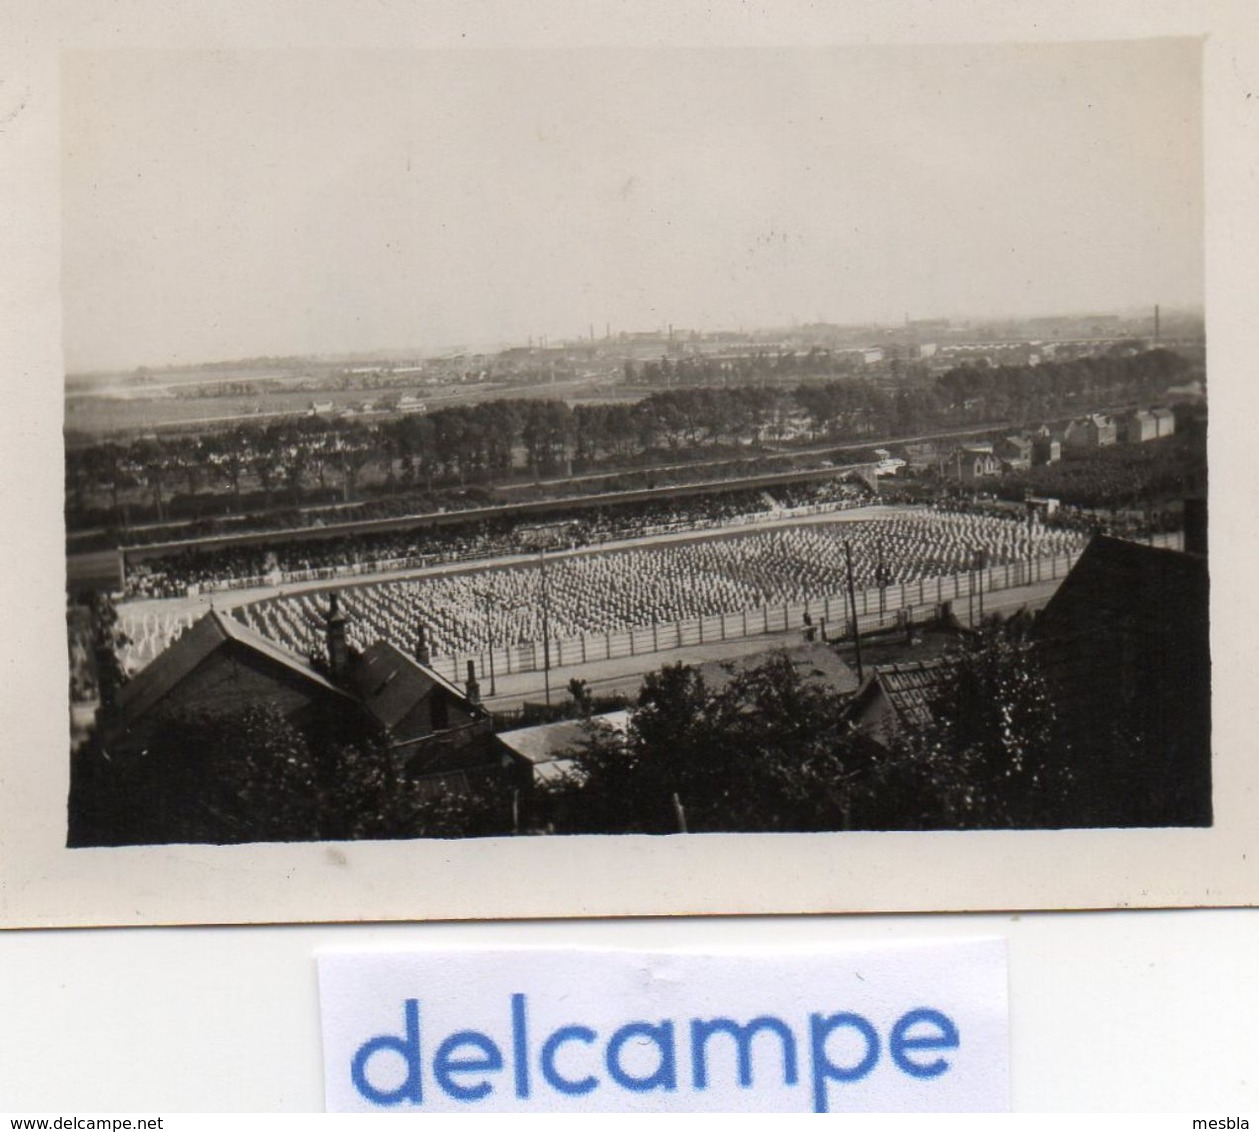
[415,622,432,666]
[465,659,481,706]
[325,591,349,678]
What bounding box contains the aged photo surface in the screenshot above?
[62,41,1211,853]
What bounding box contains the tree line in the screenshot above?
[66,349,1192,532]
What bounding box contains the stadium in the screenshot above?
[111,481,1104,681]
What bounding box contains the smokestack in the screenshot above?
[465,659,481,706]
[415,623,431,666]
[1154,304,1161,345]
[325,591,349,677]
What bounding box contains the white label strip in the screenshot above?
[318,940,1008,1113]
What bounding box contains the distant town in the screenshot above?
[65,306,1202,437]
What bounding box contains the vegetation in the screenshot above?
[542,622,1076,835]
[66,350,1192,535]
[67,704,514,847]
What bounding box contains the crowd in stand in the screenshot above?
[119,483,875,599]
[125,546,271,599]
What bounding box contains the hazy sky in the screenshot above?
[61,40,1203,372]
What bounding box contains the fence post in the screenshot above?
[653,622,659,650]
[743,609,749,636]
[763,606,769,632]
[606,629,612,660]
[699,617,704,643]
[582,636,587,664]
[721,613,727,640]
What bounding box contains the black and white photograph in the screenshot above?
[3,2,1256,926]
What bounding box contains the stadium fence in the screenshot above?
[431,531,1182,686]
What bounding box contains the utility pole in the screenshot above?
[484,591,497,696]
[968,555,975,628]
[1026,501,1035,586]
[974,547,986,621]
[876,539,888,618]
[844,540,864,682]
[540,546,551,705]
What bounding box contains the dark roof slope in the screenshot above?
[1037,534,1208,643]
[347,640,479,732]
[497,710,631,780]
[696,642,860,697]
[868,659,950,727]
[116,608,352,721]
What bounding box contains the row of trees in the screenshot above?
[66,350,1193,532]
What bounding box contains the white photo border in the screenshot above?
[2,0,1255,928]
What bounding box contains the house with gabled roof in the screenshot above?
[345,639,493,778]
[497,710,632,788]
[1063,413,1117,449]
[994,435,1033,471]
[104,595,495,782]
[109,607,359,754]
[952,443,1001,483]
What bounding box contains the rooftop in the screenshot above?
[497,710,631,782]
[116,607,353,721]
[696,642,860,697]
